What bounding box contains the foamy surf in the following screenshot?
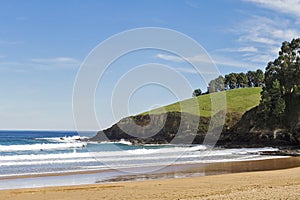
[35,135,88,143]
[0,146,281,168]
[100,139,132,145]
[0,142,87,152]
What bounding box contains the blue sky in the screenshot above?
[0,0,300,130]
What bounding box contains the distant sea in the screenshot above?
[0,130,283,189]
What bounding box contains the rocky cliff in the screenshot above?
[91,108,300,147]
[219,107,300,148]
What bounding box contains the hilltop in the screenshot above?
[144,87,262,117]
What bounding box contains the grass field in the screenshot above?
[143,87,262,117]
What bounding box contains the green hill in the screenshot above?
[144,87,262,117]
[92,87,264,145]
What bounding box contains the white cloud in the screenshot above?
[245,0,300,18]
[244,54,275,63]
[156,53,257,69]
[156,53,214,64]
[236,15,299,40]
[211,55,259,69]
[156,54,184,62]
[0,57,80,72]
[31,57,78,63]
[162,0,300,72]
[238,46,258,52]
[217,46,258,53]
[30,57,80,70]
[231,14,300,65]
[235,16,300,44]
[238,35,277,45]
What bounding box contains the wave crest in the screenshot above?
[0,142,87,152]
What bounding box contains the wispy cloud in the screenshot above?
[211,55,258,69]
[156,53,257,69]
[217,46,258,53]
[157,53,218,65]
[230,14,300,65]
[236,16,300,43]
[156,54,215,74]
[30,56,80,69]
[156,54,184,62]
[0,56,80,72]
[245,0,300,18]
[31,57,78,64]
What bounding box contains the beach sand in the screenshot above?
[1,158,300,200]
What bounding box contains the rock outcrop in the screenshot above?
[90,111,240,145]
[218,107,300,147]
[91,108,300,148]
[91,112,209,145]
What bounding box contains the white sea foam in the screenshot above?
[0,142,87,152]
[100,139,132,145]
[35,135,89,143]
[0,152,280,167]
[0,146,280,168]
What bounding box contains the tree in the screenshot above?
[258,79,285,125]
[208,75,225,93]
[208,79,217,93]
[258,38,300,128]
[192,89,202,97]
[237,73,248,88]
[254,69,264,87]
[215,75,225,91]
[225,73,237,89]
[246,71,256,87]
[270,79,285,118]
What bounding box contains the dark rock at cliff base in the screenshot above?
[218,107,300,148]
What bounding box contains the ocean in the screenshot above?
[0,130,283,189]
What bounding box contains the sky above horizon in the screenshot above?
[1,0,300,130]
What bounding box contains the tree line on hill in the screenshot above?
[192,69,264,97]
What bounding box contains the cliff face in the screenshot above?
[218,107,299,147]
[91,109,300,147]
[91,112,210,145]
[91,111,240,145]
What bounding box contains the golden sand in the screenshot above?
[1,159,300,200]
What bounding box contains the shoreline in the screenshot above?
[98,156,300,183]
[0,156,297,181]
[1,162,300,199]
[0,156,300,190]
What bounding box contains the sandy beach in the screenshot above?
[1,158,300,200]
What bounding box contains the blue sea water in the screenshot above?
[0,130,284,189]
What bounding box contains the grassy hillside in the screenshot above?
[144,87,262,117]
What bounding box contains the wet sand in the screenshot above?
[1,157,300,200]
